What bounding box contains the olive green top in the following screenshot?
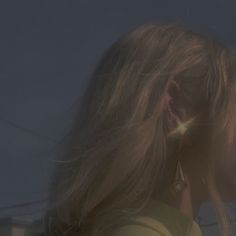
[110,198,202,236]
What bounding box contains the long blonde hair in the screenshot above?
[44,22,236,236]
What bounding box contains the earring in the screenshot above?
[170,161,187,193]
[158,161,187,203]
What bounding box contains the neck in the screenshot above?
[158,167,205,221]
[177,151,208,220]
[178,174,203,220]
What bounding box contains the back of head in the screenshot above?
[44,22,236,236]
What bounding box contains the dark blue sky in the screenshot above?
[1,1,236,233]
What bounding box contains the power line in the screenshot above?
[199,222,219,227]
[199,219,236,228]
[1,199,236,229]
[0,115,57,143]
[0,199,47,212]
[1,115,236,228]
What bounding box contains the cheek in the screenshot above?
[224,141,236,181]
[217,88,236,198]
[216,138,236,200]
[224,155,236,182]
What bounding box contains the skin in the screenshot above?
[178,156,208,219]
[158,110,236,221]
[167,144,236,221]
[158,115,210,220]
[215,147,236,202]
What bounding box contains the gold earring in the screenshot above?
[168,115,198,138]
[171,161,187,193]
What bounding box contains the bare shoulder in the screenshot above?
[109,224,167,236]
[109,216,172,236]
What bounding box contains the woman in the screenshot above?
[44,22,236,236]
